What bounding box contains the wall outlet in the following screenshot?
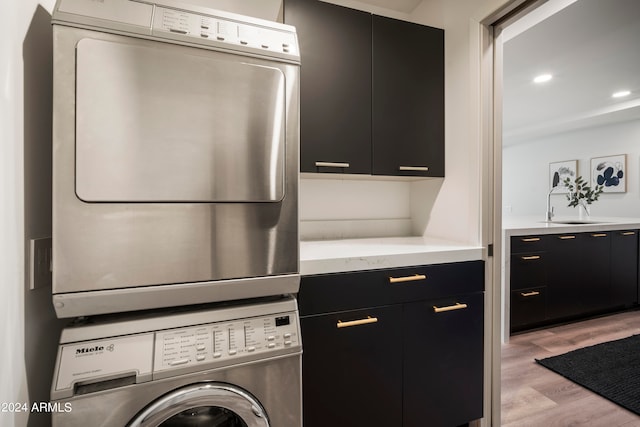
[29,237,52,290]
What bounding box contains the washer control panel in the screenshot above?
[153,310,300,374]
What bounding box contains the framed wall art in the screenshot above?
[549,160,577,193]
[591,154,626,193]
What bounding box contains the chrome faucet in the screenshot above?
[546,187,557,221]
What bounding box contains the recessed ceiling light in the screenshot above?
[612,90,631,98]
[533,74,553,84]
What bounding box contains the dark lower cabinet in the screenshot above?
[611,230,639,307]
[299,261,485,427]
[546,232,586,319]
[511,229,640,333]
[548,232,616,318]
[403,293,484,427]
[510,286,547,331]
[301,306,403,427]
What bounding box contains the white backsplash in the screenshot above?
[300,177,413,240]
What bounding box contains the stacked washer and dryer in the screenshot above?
[49,0,302,425]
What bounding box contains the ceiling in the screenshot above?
[502,0,640,145]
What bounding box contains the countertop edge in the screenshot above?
[503,217,640,237]
[300,247,484,276]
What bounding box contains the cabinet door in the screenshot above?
[284,0,372,174]
[547,233,586,319]
[372,15,444,177]
[582,232,612,312]
[403,293,484,427]
[300,305,403,427]
[547,232,613,320]
[611,230,638,307]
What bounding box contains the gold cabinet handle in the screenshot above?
[399,166,429,172]
[389,274,427,284]
[521,237,541,242]
[621,231,636,236]
[521,255,541,261]
[591,233,608,238]
[520,291,540,297]
[559,235,576,240]
[337,316,378,329]
[315,161,350,168]
[433,303,468,313]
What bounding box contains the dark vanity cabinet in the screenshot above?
[509,235,548,331]
[510,229,639,333]
[284,0,444,177]
[611,230,639,307]
[298,261,484,427]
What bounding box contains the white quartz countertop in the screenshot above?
[300,236,484,275]
[503,216,640,236]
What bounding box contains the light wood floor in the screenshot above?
[501,309,640,426]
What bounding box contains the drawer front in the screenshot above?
[511,235,547,253]
[299,260,484,316]
[510,286,547,331]
[510,252,547,290]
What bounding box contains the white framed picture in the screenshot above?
[549,160,577,193]
[591,154,626,193]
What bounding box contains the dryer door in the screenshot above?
[128,383,270,427]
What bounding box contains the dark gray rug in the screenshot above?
[536,334,640,415]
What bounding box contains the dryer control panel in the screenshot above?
[153,310,300,378]
[152,6,299,58]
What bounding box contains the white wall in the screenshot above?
[1,1,61,427]
[181,0,283,21]
[503,120,640,218]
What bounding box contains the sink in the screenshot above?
[541,220,607,225]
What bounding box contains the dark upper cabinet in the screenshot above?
[283,0,372,174]
[284,0,445,177]
[372,16,444,177]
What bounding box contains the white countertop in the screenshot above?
[503,216,640,236]
[300,236,484,275]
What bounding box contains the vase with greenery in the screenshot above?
[562,176,604,217]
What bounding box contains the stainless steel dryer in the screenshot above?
[51,0,300,318]
[50,296,302,427]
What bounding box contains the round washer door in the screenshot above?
[127,383,270,427]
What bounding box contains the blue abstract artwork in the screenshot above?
[591,155,626,193]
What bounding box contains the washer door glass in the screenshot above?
[128,383,270,427]
[160,406,247,426]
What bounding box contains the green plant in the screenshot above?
[562,176,603,207]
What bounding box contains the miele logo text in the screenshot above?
[76,346,104,355]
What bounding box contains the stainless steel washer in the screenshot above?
[50,297,302,426]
